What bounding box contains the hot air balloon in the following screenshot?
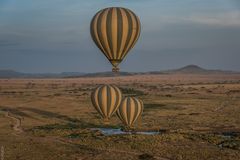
[117,97,143,129]
[91,84,122,123]
[90,7,141,72]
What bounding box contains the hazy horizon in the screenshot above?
[1,0,240,73]
[1,64,239,74]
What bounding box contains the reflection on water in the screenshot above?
[91,128,160,136]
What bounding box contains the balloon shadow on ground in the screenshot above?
[144,103,185,111]
[19,107,117,129]
[0,106,36,119]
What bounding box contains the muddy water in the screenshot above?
[91,128,160,136]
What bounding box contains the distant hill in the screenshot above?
[173,65,208,73]
[0,65,238,78]
[144,65,237,75]
[0,70,28,78]
[0,70,85,78]
[168,65,237,74]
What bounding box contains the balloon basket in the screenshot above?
[121,126,135,132]
[102,118,110,125]
[112,67,119,73]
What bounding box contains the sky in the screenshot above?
[0,0,240,73]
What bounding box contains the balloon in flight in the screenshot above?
[91,85,122,122]
[90,7,141,72]
[117,97,143,128]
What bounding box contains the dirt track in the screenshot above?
[5,112,23,133]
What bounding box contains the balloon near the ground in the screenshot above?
[117,97,143,129]
[90,7,141,72]
[91,85,122,123]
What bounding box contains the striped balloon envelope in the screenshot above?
[91,85,122,123]
[117,97,143,128]
[90,7,141,72]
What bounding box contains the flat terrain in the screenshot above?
[0,74,240,160]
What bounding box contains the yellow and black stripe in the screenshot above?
[90,7,141,68]
[117,97,143,127]
[91,85,122,121]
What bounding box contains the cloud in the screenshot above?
[184,11,240,27]
[143,11,240,32]
[0,40,19,47]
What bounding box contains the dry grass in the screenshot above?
[0,74,240,160]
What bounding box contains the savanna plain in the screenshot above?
[0,74,240,160]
